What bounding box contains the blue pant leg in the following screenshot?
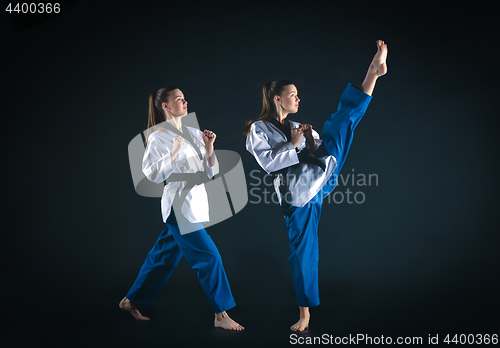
[170,216,236,313]
[284,191,323,307]
[126,216,183,309]
[320,83,372,186]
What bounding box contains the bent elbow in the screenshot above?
[142,166,164,184]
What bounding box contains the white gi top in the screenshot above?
[246,120,337,207]
[142,126,219,223]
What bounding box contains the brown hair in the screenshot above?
[145,86,178,146]
[242,80,293,135]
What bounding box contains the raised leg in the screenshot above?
[317,40,388,181]
[360,40,388,96]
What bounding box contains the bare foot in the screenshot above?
[214,311,244,331]
[119,297,150,321]
[370,40,388,77]
[290,317,310,331]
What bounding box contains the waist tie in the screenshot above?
[166,171,214,213]
[270,148,326,216]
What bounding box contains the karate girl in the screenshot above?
[245,40,388,331]
[120,87,244,331]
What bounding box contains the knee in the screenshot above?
[209,250,223,265]
[200,247,223,267]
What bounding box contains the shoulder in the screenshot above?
[147,129,163,142]
[251,120,271,132]
[248,121,269,137]
[248,121,275,142]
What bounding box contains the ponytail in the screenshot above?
[242,80,293,135]
[144,86,178,146]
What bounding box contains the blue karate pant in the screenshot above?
[126,212,236,313]
[284,84,372,307]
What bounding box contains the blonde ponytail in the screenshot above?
[144,86,178,146]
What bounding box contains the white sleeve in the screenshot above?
[142,133,176,184]
[246,123,299,174]
[204,151,219,178]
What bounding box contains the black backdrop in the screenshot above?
[3,0,499,347]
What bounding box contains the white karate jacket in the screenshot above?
[246,120,337,207]
[142,126,219,223]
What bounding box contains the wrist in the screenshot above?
[205,145,214,155]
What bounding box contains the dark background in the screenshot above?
[3,0,499,346]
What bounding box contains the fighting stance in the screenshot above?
[245,40,388,331]
[120,87,243,331]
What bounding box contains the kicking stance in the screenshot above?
[245,41,388,331]
[120,87,243,331]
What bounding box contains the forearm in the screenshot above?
[170,150,179,163]
[206,145,215,167]
[260,141,300,173]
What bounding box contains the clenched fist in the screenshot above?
[202,129,216,146]
[299,124,313,139]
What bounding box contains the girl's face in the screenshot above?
[162,89,188,118]
[276,84,300,114]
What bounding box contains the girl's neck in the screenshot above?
[275,104,288,124]
[276,113,288,124]
[167,116,183,132]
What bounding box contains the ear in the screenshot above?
[162,102,168,110]
[273,95,280,103]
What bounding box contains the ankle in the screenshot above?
[367,65,380,77]
[299,307,310,319]
[215,311,229,320]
